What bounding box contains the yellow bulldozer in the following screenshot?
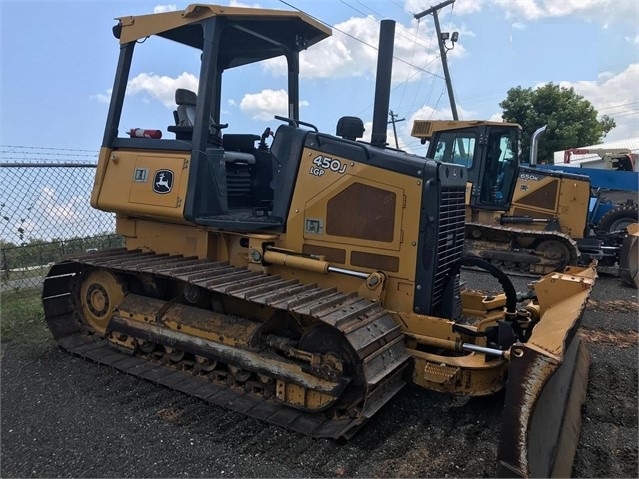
[43,5,597,477]
[411,119,639,287]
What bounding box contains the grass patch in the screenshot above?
[0,287,53,352]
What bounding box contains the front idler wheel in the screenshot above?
[79,269,125,335]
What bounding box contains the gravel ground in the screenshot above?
[1,270,637,478]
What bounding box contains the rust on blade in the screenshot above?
[497,265,595,478]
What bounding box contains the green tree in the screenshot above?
[499,83,616,163]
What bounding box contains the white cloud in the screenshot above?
[153,4,177,14]
[408,103,478,126]
[239,89,309,120]
[154,1,259,12]
[264,16,375,80]
[91,89,112,104]
[360,121,372,143]
[228,0,262,7]
[394,103,481,154]
[358,121,412,150]
[488,111,505,122]
[265,15,452,85]
[492,0,637,24]
[556,63,639,141]
[126,72,199,108]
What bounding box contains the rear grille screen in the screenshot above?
[432,185,465,308]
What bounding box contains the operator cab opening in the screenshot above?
[103,5,331,231]
[428,124,520,210]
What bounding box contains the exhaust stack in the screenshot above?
[529,125,547,166]
[370,19,396,148]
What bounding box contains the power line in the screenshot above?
[277,0,443,80]
[276,0,451,121]
[601,109,639,119]
[336,0,439,52]
[398,20,419,108]
[337,0,367,18]
[596,102,639,112]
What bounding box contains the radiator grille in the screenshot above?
[432,185,466,307]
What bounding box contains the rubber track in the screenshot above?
[465,222,580,275]
[42,249,410,439]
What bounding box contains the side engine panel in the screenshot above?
[282,145,423,313]
[510,167,591,238]
[280,138,466,318]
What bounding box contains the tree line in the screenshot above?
[1,234,124,272]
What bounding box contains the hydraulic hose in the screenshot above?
[461,256,517,313]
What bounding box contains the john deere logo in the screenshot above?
[153,170,174,194]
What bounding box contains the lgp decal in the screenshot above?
[309,155,348,177]
[153,169,174,194]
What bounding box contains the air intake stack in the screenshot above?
[370,19,396,148]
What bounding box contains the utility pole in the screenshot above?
[388,110,405,149]
[414,0,459,121]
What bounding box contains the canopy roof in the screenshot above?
[115,4,332,68]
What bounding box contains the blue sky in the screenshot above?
[1,0,637,157]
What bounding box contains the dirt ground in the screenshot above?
[1,270,637,478]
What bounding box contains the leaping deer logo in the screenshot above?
[153,170,174,194]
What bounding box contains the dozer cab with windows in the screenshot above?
[411,120,638,286]
[43,5,597,477]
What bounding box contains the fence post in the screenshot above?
[1,247,8,281]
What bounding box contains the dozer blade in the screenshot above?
[619,223,639,288]
[496,264,596,478]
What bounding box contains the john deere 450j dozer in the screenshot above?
[43,5,597,477]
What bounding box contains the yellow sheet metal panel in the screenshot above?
[128,155,185,208]
[90,147,112,209]
[94,149,190,221]
[410,351,508,395]
[511,173,590,237]
[286,147,422,284]
[118,218,216,259]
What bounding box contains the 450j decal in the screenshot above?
[309,155,348,177]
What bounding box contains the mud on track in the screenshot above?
[1,272,637,478]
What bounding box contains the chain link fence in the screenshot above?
[1,147,123,295]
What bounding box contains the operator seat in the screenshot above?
[168,88,224,146]
[168,88,197,141]
[174,88,197,127]
[167,89,267,210]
